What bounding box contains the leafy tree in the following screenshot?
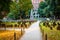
[39,1,47,9]
[38,0,60,19]
[54,0,60,19]
[45,0,56,18]
[7,0,33,19]
[38,1,48,17]
[38,0,55,18]
[19,0,33,19]
[0,0,12,19]
[7,1,20,20]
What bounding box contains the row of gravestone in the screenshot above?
[0,21,35,28]
[43,21,60,30]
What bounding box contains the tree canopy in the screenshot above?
[0,0,12,19]
[7,1,20,20]
[19,0,33,15]
[7,0,33,20]
[38,0,55,18]
[54,0,60,19]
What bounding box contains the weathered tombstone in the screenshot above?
[10,25,13,27]
[46,22,49,27]
[53,22,56,27]
[18,21,21,28]
[23,21,27,28]
[2,23,6,30]
[43,22,45,26]
[0,21,2,27]
[15,24,17,27]
[57,23,60,30]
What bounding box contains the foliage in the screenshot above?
[0,0,11,11]
[19,0,33,18]
[53,0,60,19]
[40,20,60,40]
[0,0,12,19]
[7,0,33,19]
[7,1,20,20]
[44,0,60,19]
[19,0,33,12]
[38,0,55,18]
[38,1,47,17]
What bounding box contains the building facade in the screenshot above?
[30,0,43,20]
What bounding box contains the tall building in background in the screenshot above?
[30,0,43,20]
[32,0,43,9]
[32,0,40,9]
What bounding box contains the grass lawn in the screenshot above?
[40,21,60,40]
[0,30,24,40]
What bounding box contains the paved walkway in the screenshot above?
[20,21,42,40]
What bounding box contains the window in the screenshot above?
[34,16,35,18]
[37,16,38,18]
[39,16,40,17]
[33,13,35,15]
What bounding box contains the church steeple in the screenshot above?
[32,0,44,9]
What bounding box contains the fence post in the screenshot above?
[14,32,16,40]
[45,34,47,40]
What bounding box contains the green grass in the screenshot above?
[40,21,60,40]
[0,30,24,40]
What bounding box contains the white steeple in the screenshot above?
[30,0,44,20]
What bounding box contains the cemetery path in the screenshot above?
[20,21,42,40]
